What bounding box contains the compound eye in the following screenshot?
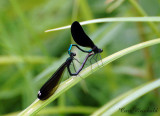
[98,49,103,53]
[73,53,76,56]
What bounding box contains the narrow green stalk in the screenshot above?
[129,0,160,37]
[18,38,160,116]
[5,106,98,116]
[79,0,96,32]
[91,83,142,116]
[38,106,97,115]
[92,78,160,116]
[129,0,147,16]
[45,17,160,32]
[137,21,159,99]
[106,0,125,13]
[137,23,154,80]
[0,56,51,64]
[58,94,65,107]
[71,0,79,22]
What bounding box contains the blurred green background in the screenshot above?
[0,0,160,115]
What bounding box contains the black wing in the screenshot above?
[71,21,95,48]
[38,61,68,100]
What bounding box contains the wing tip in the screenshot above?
[71,21,81,28]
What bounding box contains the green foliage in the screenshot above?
[0,0,160,116]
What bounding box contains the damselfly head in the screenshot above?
[70,52,76,57]
[92,46,103,54]
[98,48,103,53]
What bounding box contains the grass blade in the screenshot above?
[45,17,160,32]
[18,38,160,116]
[92,79,160,116]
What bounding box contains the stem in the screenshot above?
[5,106,98,116]
[137,23,154,80]
[137,23,160,100]
[18,38,160,116]
[129,0,160,37]
[45,17,160,32]
[38,106,97,115]
[92,79,160,116]
[0,56,51,64]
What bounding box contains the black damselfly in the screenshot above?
[68,21,103,61]
[38,52,93,100]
